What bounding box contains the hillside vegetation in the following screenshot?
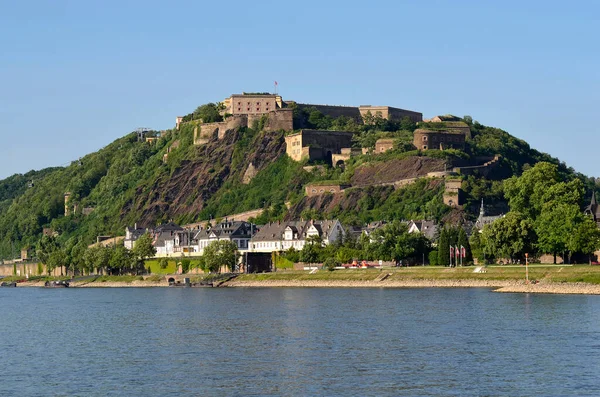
[0,103,598,260]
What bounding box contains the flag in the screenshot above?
[274,81,278,86]
[455,246,459,258]
[461,245,466,258]
[450,246,454,257]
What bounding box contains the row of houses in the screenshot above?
[124,218,441,258]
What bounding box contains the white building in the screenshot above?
[250,220,344,253]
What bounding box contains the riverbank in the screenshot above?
[223,278,600,294]
[7,266,600,294]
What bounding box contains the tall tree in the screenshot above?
[300,235,324,264]
[203,240,238,273]
[481,212,535,262]
[469,231,484,263]
[503,162,563,220]
[133,233,156,262]
[437,228,450,266]
[368,221,428,264]
[568,217,600,263]
[535,203,581,263]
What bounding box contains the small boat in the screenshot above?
[44,280,69,288]
[0,282,17,287]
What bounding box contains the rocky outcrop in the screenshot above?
[351,157,446,187]
[122,129,286,226]
[242,163,257,184]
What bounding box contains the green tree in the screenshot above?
[46,248,66,275]
[481,212,535,262]
[159,258,169,269]
[569,217,600,263]
[133,233,156,262]
[428,250,438,266]
[283,247,300,263]
[535,203,581,263]
[469,230,484,263]
[180,258,191,273]
[323,257,340,271]
[93,246,112,274]
[369,221,430,265]
[82,246,98,274]
[437,228,450,266]
[503,162,564,220]
[108,244,132,274]
[300,235,324,264]
[70,239,88,276]
[203,240,238,273]
[36,235,59,265]
[193,103,223,123]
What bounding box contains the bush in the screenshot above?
[159,258,168,269]
[323,257,340,271]
[180,258,191,273]
[428,251,438,266]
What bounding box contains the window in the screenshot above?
[266,108,269,111]
[256,108,260,112]
[423,136,428,141]
[247,107,250,111]
[423,145,428,150]
[256,102,260,105]
[237,108,241,111]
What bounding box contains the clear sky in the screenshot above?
[1,0,598,180]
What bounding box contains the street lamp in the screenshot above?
[525,252,529,284]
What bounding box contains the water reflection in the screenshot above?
[0,288,599,396]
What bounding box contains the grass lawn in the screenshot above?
[144,258,204,274]
[236,265,600,284]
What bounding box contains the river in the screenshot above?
[1,287,599,396]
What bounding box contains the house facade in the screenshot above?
[124,224,150,250]
[407,220,438,240]
[195,220,255,255]
[251,220,344,253]
[153,222,184,257]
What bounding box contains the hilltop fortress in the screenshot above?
[177,93,473,169]
[179,93,423,146]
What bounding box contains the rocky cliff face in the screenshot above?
[122,128,286,226]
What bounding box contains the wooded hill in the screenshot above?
[0,103,597,260]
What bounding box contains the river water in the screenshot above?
[1,287,599,396]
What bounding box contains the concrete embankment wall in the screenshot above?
[0,262,63,277]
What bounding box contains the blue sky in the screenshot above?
[1,0,598,179]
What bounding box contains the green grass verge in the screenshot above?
[144,258,204,274]
[235,265,600,284]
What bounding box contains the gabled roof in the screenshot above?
[408,220,438,240]
[154,222,183,233]
[252,220,341,242]
[195,220,254,240]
